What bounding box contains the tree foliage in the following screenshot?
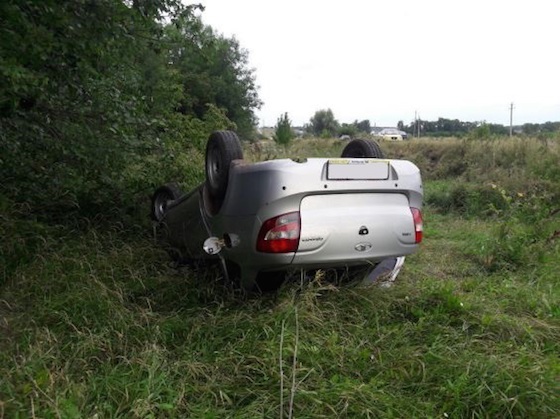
[0,0,260,221]
[307,109,339,138]
[402,117,509,137]
[355,119,371,134]
[337,119,371,137]
[274,112,293,145]
[524,121,560,134]
[338,123,358,137]
[165,22,261,139]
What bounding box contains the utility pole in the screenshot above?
[415,110,420,138]
[509,102,514,137]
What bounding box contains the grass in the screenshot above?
[1,136,559,417]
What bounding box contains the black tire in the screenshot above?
[151,183,182,222]
[341,139,384,158]
[205,130,244,200]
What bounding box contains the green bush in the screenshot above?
[426,182,509,217]
[467,221,541,272]
[274,112,294,146]
[0,1,258,225]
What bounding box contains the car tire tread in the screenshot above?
[205,130,244,201]
[341,139,384,158]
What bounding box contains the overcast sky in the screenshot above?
[196,0,560,127]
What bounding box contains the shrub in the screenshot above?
[274,113,294,146]
[426,182,508,217]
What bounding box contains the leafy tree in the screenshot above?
[308,109,339,137]
[522,123,539,135]
[403,117,481,137]
[0,0,261,222]
[0,0,166,217]
[338,123,358,137]
[274,112,293,145]
[541,121,560,132]
[472,123,491,139]
[337,119,370,136]
[355,119,371,134]
[402,117,560,137]
[520,122,560,135]
[487,123,508,135]
[166,22,261,139]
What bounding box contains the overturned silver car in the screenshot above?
[151,131,423,291]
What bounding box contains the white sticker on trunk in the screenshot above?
[327,159,390,180]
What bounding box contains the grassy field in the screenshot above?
[1,136,559,417]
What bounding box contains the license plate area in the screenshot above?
[327,159,390,180]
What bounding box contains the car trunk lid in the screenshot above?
[293,193,417,265]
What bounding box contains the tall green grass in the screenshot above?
[1,136,559,417]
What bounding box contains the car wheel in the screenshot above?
[205,130,244,201]
[151,183,182,222]
[341,139,384,158]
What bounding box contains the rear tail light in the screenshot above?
[257,211,300,253]
[411,207,423,243]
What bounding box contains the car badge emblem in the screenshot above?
[355,242,372,252]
